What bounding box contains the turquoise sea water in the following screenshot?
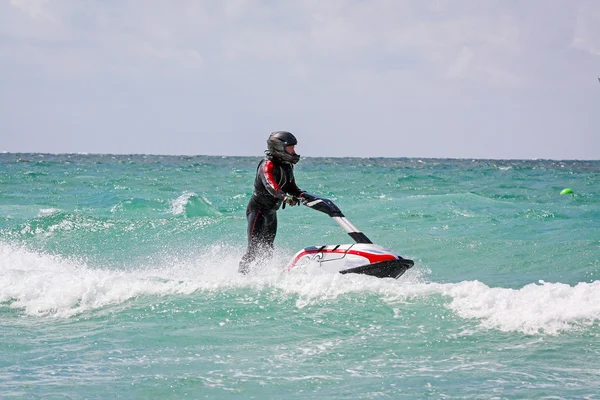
[1,153,599,399]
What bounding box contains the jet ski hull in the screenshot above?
[285,243,414,279]
[339,258,413,279]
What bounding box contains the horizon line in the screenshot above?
[1,151,598,162]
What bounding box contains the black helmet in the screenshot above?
[266,131,301,164]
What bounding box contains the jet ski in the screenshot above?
[284,193,414,279]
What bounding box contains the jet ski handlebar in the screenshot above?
[298,193,373,244]
[299,193,345,218]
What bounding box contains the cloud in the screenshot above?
[1,0,598,158]
[2,1,526,83]
[10,0,49,18]
[572,0,600,56]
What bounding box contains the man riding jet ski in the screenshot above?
[239,131,413,279]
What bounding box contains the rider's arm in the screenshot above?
[259,159,286,199]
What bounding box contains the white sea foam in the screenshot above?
[1,244,599,334]
[440,279,600,335]
[0,244,204,318]
[37,208,61,217]
[170,191,196,215]
[169,191,220,217]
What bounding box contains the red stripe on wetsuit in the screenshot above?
[262,159,286,199]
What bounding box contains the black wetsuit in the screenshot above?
[239,156,303,273]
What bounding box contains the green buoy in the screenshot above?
[560,188,574,195]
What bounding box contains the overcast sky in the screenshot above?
[1,0,599,159]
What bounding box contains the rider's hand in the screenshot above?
[283,195,299,207]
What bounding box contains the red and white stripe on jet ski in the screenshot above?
[287,247,397,269]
